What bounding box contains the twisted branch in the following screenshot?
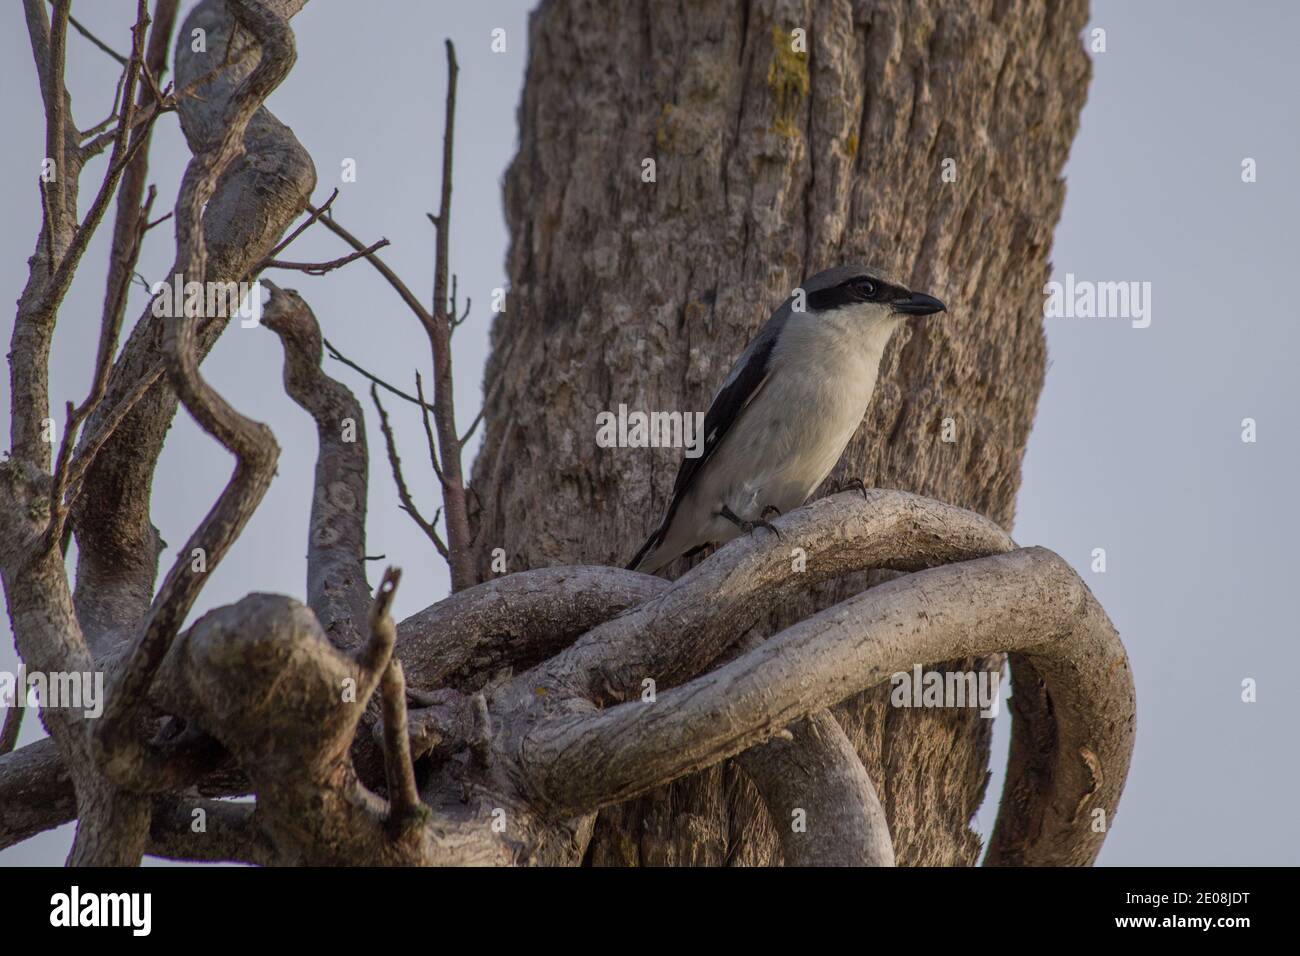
[263,283,372,650]
[93,0,294,794]
[516,546,1133,866]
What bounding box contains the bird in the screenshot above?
[627,264,946,574]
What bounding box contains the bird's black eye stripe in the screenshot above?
[805,274,890,311]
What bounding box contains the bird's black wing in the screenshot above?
[626,304,790,570]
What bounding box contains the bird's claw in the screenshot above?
[718,504,783,540]
[834,477,870,499]
[757,505,783,538]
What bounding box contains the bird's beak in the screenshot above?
[891,291,946,317]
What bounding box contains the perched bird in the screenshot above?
[627,265,945,574]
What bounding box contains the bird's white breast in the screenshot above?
[691,305,903,535]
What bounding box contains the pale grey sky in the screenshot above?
[2,1,1296,865]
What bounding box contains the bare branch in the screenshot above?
[148,798,273,865]
[424,39,475,592]
[372,386,449,559]
[46,174,160,549]
[75,47,257,159]
[0,738,74,849]
[72,0,182,526]
[39,2,155,323]
[322,336,435,413]
[304,206,434,329]
[459,405,485,447]
[257,186,339,264]
[50,0,130,65]
[70,0,315,652]
[261,237,389,276]
[518,490,1018,706]
[736,710,894,867]
[264,284,372,649]
[519,547,1134,868]
[414,373,445,486]
[150,592,510,865]
[35,0,71,236]
[395,565,669,692]
[12,0,82,467]
[93,0,295,796]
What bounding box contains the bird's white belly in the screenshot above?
[691,347,878,540]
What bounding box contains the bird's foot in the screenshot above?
[718,504,782,540]
[833,476,870,499]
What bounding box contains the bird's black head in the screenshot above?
[802,265,946,317]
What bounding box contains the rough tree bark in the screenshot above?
[472,0,1091,865]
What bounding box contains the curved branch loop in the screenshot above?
[516,546,1133,867]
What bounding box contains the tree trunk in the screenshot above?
[472,0,1090,866]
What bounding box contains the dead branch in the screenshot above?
[296,42,476,591]
[395,565,670,692]
[263,283,373,650]
[262,238,389,276]
[150,591,508,865]
[148,797,274,865]
[736,710,895,867]
[517,489,1018,706]
[424,40,475,592]
[257,187,339,265]
[50,0,129,65]
[93,0,294,798]
[366,568,425,831]
[38,2,154,327]
[414,373,445,485]
[321,336,436,413]
[69,0,315,654]
[304,206,433,326]
[372,386,450,559]
[0,738,74,849]
[516,546,1133,866]
[12,0,81,469]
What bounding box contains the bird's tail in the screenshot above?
[625,528,663,572]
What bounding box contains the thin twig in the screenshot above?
[78,66,127,142]
[304,204,434,330]
[50,0,129,65]
[459,406,484,446]
[414,373,445,485]
[322,337,434,412]
[259,187,339,263]
[371,386,449,558]
[40,4,157,326]
[78,44,255,159]
[261,238,389,276]
[45,2,153,546]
